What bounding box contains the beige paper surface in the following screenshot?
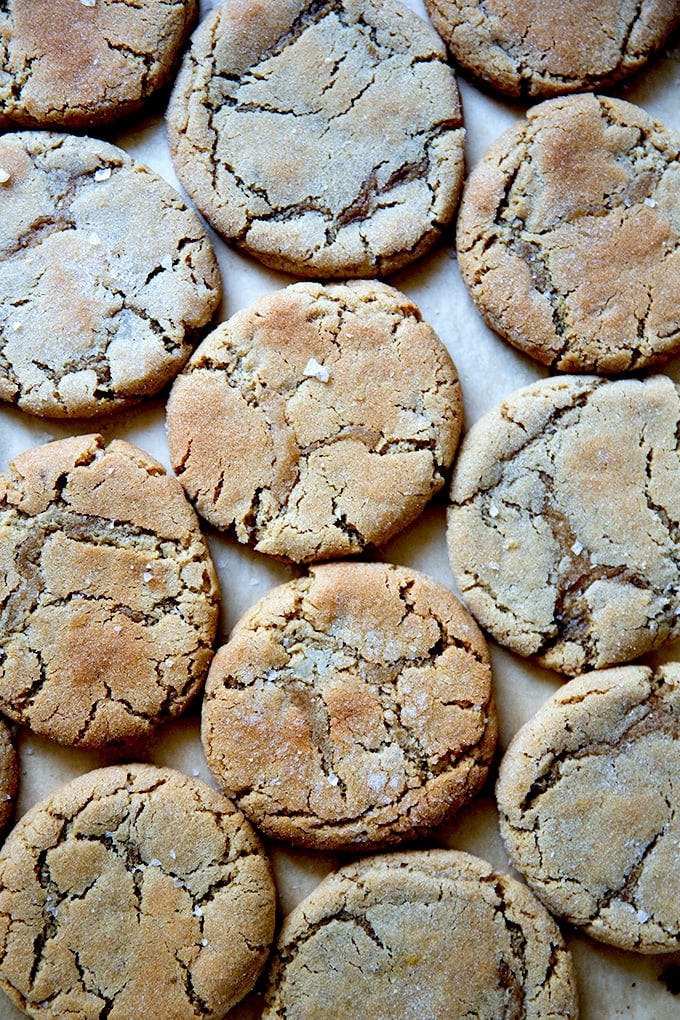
[0,1,679,1017]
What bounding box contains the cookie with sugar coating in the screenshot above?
[167,0,465,277]
[167,281,461,563]
[497,664,680,953]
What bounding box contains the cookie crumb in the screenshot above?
[303,358,330,383]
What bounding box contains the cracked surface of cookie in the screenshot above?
[457,94,680,373]
[0,717,17,836]
[202,563,497,849]
[0,131,221,419]
[262,849,578,1018]
[0,0,197,128]
[497,664,680,954]
[166,0,465,277]
[167,282,461,562]
[424,0,680,98]
[0,764,277,1020]
[0,434,220,747]
[447,374,680,675]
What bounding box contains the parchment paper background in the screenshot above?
[1,1,679,1016]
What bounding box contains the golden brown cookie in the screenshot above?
[0,718,17,836]
[0,434,220,747]
[497,664,680,954]
[167,0,465,277]
[425,0,680,98]
[202,563,497,849]
[448,375,680,675]
[0,764,277,1019]
[0,131,221,418]
[262,850,578,1018]
[167,281,461,563]
[0,0,197,128]
[457,94,680,373]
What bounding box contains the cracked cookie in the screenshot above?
[457,94,680,373]
[447,374,680,675]
[0,131,221,419]
[0,718,17,836]
[0,0,197,128]
[497,664,680,954]
[166,0,465,277]
[0,764,277,1019]
[424,0,680,98]
[262,849,578,1018]
[202,562,497,849]
[0,433,220,747]
[167,282,461,562]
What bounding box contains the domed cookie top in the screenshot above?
[497,664,680,954]
[167,282,461,563]
[448,375,680,675]
[0,434,220,747]
[0,132,221,419]
[167,0,465,277]
[202,562,497,849]
[0,764,277,1019]
[424,0,680,98]
[0,0,197,128]
[457,94,680,373]
[262,850,578,1018]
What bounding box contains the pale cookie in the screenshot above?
[457,94,680,373]
[202,563,497,849]
[425,0,680,98]
[167,282,461,563]
[497,664,680,954]
[0,0,197,128]
[0,434,220,747]
[448,375,680,675]
[0,131,221,419]
[0,764,277,1019]
[0,718,17,836]
[262,850,578,1018]
[167,0,465,277]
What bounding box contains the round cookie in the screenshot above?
[167,282,461,563]
[424,0,680,98]
[0,764,277,1019]
[457,94,680,373]
[0,131,221,418]
[497,664,680,954]
[262,850,578,1018]
[202,562,497,849]
[0,433,220,747]
[0,718,17,835]
[167,0,465,278]
[447,374,680,675]
[0,0,198,128]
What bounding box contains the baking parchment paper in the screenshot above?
[1,1,679,1016]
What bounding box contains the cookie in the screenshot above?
[0,131,221,419]
[0,0,197,128]
[202,562,497,849]
[497,664,680,954]
[425,0,680,98]
[0,434,220,747]
[0,764,277,1019]
[0,718,17,836]
[167,0,465,278]
[457,94,680,373]
[167,282,461,563]
[447,374,680,675]
[262,850,578,1018]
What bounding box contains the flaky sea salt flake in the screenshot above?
[303,357,330,383]
[94,167,112,182]
[0,168,11,184]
